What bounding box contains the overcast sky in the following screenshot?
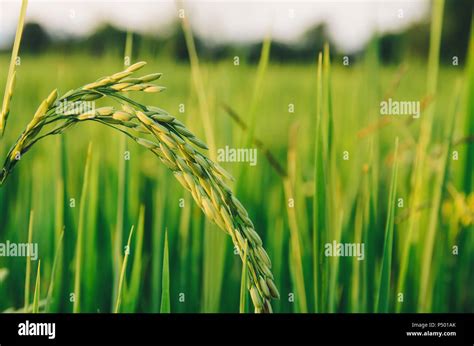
[0,0,430,52]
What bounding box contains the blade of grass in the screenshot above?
[284,122,308,313]
[0,0,28,136]
[202,223,228,312]
[115,225,134,313]
[351,188,364,312]
[418,83,460,312]
[396,0,445,311]
[125,205,145,312]
[463,18,474,193]
[376,137,399,313]
[160,229,170,313]
[151,186,164,311]
[124,31,133,66]
[178,195,191,312]
[180,8,216,158]
[313,52,326,312]
[32,260,41,313]
[245,36,271,148]
[73,142,93,313]
[45,229,64,312]
[328,211,344,313]
[23,210,34,312]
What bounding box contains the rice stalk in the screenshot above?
[0,61,279,312]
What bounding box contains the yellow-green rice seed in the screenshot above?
[122,84,144,92]
[258,276,271,299]
[213,162,234,181]
[133,124,149,134]
[144,86,166,93]
[122,104,135,114]
[139,73,162,82]
[188,136,209,150]
[111,70,133,81]
[151,113,175,123]
[113,111,133,122]
[136,137,159,150]
[136,111,154,126]
[96,107,115,116]
[266,278,280,299]
[183,172,195,190]
[160,143,175,162]
[33,100,48,120]
[46,89,58,107]
[235,230,246,250]
[158,132,177,149]
[231,196,248,218]
[220,207,233,230]
[170,131,185,145]
[174,124,195,138]
[250,286,263,310]
[82,93,102,101]
[110,82,132,91]
[257,247,272,268]
[174,172,190,191]
[126,61,147,72]
[244,227,262,247]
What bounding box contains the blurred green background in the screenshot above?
[0,0,472,313]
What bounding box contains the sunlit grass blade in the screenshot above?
[313,52,326,312]
[125,205,145,311]
[0,0,28,136]
[284,122,308,313]
[396,0,445,311]
[73,142,93,313]
[246,35,271,147]
[463,18,474,193]
[124,31,133,67]
[151,187,164,312]
[418,83,460,312]
[24,210,34,312]
[202,223,227,312]
[160,229,170,313]
[328,211,343,313]
[32,260,41,313]
[113,131,128,306]
[46,229,64,312]
[115,225,134,313]
[180,7,216,157]
[376,138,399,313]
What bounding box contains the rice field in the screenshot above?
[0,0,473,314]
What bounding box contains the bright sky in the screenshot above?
[0,0,430,52]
